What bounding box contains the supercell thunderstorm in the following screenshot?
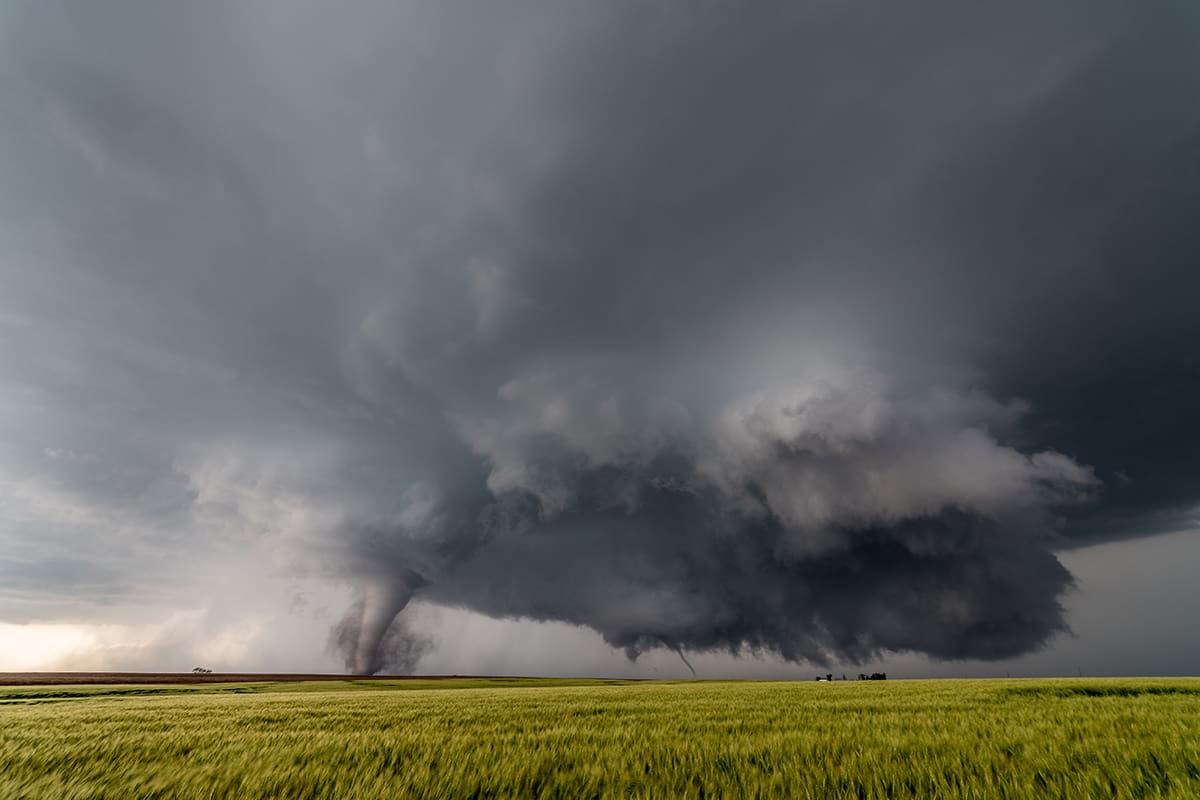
[3,1,1199,674]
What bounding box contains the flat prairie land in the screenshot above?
[1,677,1198,799]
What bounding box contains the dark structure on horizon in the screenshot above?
[814,672,886,681]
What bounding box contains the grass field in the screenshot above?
[2,677,1198,799]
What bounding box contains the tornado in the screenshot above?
[333,571,426,675]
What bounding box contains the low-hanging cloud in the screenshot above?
[341,368,1097,672]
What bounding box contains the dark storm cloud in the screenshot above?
[1,1,1197,673]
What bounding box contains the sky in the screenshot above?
[1,1,1198,678]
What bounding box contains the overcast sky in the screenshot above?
[1,1,1198,677]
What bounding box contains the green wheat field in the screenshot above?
[2,677,1198,799]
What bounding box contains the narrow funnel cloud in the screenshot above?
[415,370,1097,668]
